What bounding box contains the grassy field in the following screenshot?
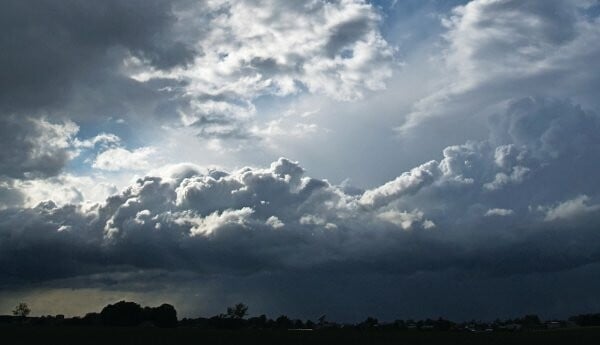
[2,325,600,344]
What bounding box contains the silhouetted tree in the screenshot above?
[275,315,293,329]
[145,304,178,327]
[293,319,305,329]
[393,319,406,329]
[248,314,267,329]
[569,313,600,327]
[359,316,378,329]
[12,303,31,317]
[82,312,102,326]
[520,314,542,329]
[226,303,248,319]
[100,301,143,326]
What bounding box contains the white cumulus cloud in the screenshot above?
[93,147,158,172]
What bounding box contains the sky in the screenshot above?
[1,0,600,322]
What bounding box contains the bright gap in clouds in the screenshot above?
[1,0,600,321]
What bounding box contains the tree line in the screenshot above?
[4,301,600,332]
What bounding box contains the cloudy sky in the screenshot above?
[1,0,600,322]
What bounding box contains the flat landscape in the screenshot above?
[2,326,600,345]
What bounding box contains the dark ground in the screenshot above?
[2,326,600,345]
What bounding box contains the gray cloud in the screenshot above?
[401,0,600,131]
[0,0,193,114]
[0,180,24,210]
[0,117,78,179]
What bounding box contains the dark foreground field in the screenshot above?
[2,326,600,345]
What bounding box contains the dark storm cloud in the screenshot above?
[0,0,194,113]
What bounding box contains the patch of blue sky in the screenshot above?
[370,0,467,48]
[66,118,143,175]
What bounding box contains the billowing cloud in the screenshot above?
[129,0,394,139]
[134,0,393,100]
[360,160,440,208]
[2,97,600,291]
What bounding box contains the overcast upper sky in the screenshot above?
[1,0,600,322]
